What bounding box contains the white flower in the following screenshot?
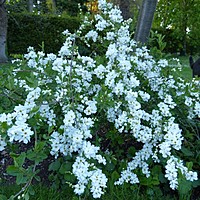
[7,123,34,144]
[63,110,76,127]
[106,31,115,40]
[0,136,6,151]
[74,183,86,195]
[0,113,14,125]
[157,59,168,67]
[95,15,110,31]
[113,82,124,96]
[159,142,171,158]
[94,64,107,79]
[85,30,98,42]
[50,131,65,157]
[138,91,150,102]
[84,100,97,115]
[164,94,176,108]
[72,131,83,146]
[52,58,64,72]
[108,7,123,23]
[106,43,118,61]
[194,102,200,118]
[185,171,198,181]
[165,158,178,190]
[115,111,127,131]
[47,53,57,61]
[185,96,193,106]
[158,102,171,117]
[95,155,106,165]
[81,141,99,159]
[27,87,41,100]
[163,120,183,150]
[115,170,139,185]
[89,169,108,198]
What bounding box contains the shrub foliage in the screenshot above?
[1,0,199,199]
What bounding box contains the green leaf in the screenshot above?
[28,185,35,196]
[186,162,193,170]
[29,106,40,116]
[0,194,7,200]
[152,165,162,176]
[16,173,27,185]
[8,195,15,200]
[178,178,192,196]
[140,176,159,186]
[48,126,54,134]
[34,175,41,182]
[26,75,38,87]
[105,162,115,171]
[10,152,26,168]
[6,78,15,90]
[192,179,200,188]
[59,162,73,174]
[6,165,21,176]
[49,160,61,172]
[64,173,76,183]
[27,149,48,164]
[35,141,46,152]
[15,152,26,167]
[181,147,194,157]
[24,192,30,200]
[128,146,136,157]
[159,172,167,183]
[111,171,120,182]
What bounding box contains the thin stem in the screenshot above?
[69,35,76,110]
[10,128,38,199]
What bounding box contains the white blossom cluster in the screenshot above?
[165,156,198,190]
[73,156,107,198]
[0,87,41,144]
[0,0,199,198]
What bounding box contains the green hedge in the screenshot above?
[7,13,81,55]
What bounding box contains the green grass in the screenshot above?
[177,56,194,80]
[167,56,191,80]
[0,184,179,200]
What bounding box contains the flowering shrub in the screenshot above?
[0,0,199,199]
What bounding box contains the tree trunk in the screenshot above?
[0,0,8,63]
[27,0,33,12]
[134,0,158,44]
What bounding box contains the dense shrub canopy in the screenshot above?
[0,0,199,199]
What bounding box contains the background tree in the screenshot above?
[0,0,8,63]
[56,0,88,16]
[6,0,28,13]
[134,0,158,44]
[46,0,56,14]
[153,0,200,55]
[27,0,33,12]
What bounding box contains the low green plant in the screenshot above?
[148,30,167,59]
